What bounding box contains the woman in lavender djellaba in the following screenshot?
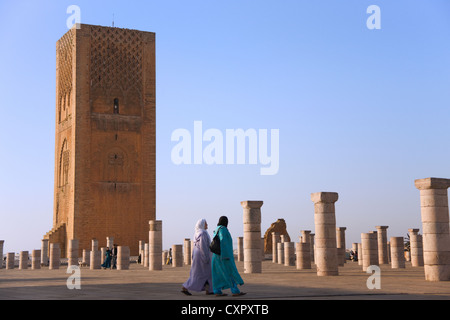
[181,219,213,295]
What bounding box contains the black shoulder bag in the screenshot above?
[210,227,222,255]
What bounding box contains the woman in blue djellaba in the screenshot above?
[211,216,246,296]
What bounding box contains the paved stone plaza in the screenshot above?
[1,259,449,300]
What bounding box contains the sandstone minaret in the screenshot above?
[44,24,156,257]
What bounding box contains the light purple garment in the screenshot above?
[183,219,213,292]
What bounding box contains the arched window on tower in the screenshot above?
[113,98,119,114]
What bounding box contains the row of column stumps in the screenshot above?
[2,177,449,282]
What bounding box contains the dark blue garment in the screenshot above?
[101,250,112,269]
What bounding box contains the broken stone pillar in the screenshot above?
[101,247,106,265]
[90,239,101,270]
[41,239,49,266]
[376,226,389,264]
[32,250,41,269]
[277,242,284,265]
[0,240,4,269]
[117,246,130,270]
[139,240,145,265]
[241,200,263,274]
[172,244,183,267]
[261,238,265,260]
[296,242,311,269]
[311,192,339,276]
[390,236,405,269]
[144,243,149,267]
[310,233,315,263]
[82,250,90,266]
[409,228,424,267]
[237,237,244,262]
[415,177,450,281]
[68,239,79,267]
[106,237,114,249]
[387,241,391,263]
[149,220,163,271]
[336,227,346,266]
[49,243,61,270]
[352,243,358,262]
[271,232,280,263]
[6,252,14,269]
[357,243,363,266]
[19,251,28,270]
[184,239,191,265]
[284,242,295,266]
[361,232,378,270]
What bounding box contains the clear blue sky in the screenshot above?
[1,0,449,254]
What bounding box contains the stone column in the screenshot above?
[101,247,106,265]
[49,243,61,270]
[261,237,265,261]
[352,243,358,261]
[336,227,346,266]
[376,226,389,264]
[387,241,391,263]
[271,232,280,263]
[241,200,263,274]
[32,250,41,269]
[361,232,378,271]
[144,243,149,267]
[409,228,424,267]
[82,250,90,266]
[0,240,4,269]
[415,177,450,281]
[284,242,295,266]
[117,246,130,270]
[6,252,14,269]
[301,230,310,242]
[357,243,363,266]
[237,237,244,262]
[90,239,101,270]
[311,192,339,276]
[139,240,145,265]
[172,244,183,267]
[310,233,315,263]
[296,242,311,269]
[184,239,191,266]
[68,239,79,267]
[41,239,49,266]
[277,242,284,265]
[149,220,163,271]
[106,237,114,249]
[390,237,406,269]
[19,251,28,270]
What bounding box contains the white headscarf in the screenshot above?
[194,218,210,243]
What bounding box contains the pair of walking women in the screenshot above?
[181,216,245,296]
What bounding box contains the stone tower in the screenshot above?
[44,24,156,257]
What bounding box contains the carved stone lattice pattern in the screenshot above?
[57,30,74,120]
[90,26,144,96]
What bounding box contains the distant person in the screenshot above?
[101,247,112,269]
[211,216,245,296]
[167,248,172,265]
